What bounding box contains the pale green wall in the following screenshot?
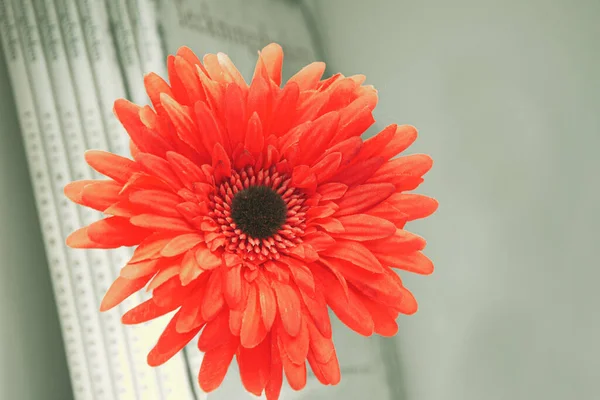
[0,49,73,400]
[313,0,600,399]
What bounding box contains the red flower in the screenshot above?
[65,43,437,398]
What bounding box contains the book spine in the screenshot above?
[12,0,119,398]
[130,0,166,77]
[104,0,146,105]
[74,0,129,157]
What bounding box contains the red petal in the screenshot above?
[100,275,151,311]
[307,348,341,385]
[241,283,268,348]
[135,153,183,191]
[271,82,299,137]
[261,43,283,86]
[224,83,247,146]
[366,229,426,255]
[361,296,399,337]
[87,217,151,247]
[317,182,348,201]
[335,183,395,216]
[322,258,403,306]
[64,179,95,205]
[257,277,277,332]
[121,298,178,324]
[129,189,182,218]
[195,100,225,156]
[316,268,374,336]
[130,214,194,233]
[167,54,190,106]
[223,265,243,309]
[176,284,207,333]
[174,55,205,104]
[352,124,397,162]
[229,308,243,336]
[160,233,204,257]
[147,311,204,367]
[272,282,302,336]
[245,112,265,155]
[333,214,396,241]
[367,154,433,191]
[129,233,174,263]
[278,335,307,391]
[306,319,334,363]
[280,257,316,295]
[396,285,418,315]
[65,227,104,249]
[380,125,418,160]
[333,156,386,187]
[84,150,139,183]
[195,245,223,269]
[166,151,208,189]
[180,247,203,285]
[198,309,231,352]
[201,271,225,321]
[143,72,174,118]
[147,266,180,291]
[299,278,332,338]
[386,193,439,221]
[321,239,383,273]
[265,334,283,400]
[297,112,340,165]
[388,251,434,275]
[288,62,326,91]
[278,318,309,365]
[310,152,342,183]
[120,259,160,279]
[161,94,202,150]
[212,142,232,183]
[237,336,271,396]
[198,334,239,392]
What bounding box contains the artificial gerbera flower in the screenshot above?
[65,43,437,398]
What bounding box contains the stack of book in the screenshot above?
[0,1,403,399]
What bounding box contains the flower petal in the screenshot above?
[201,271,225,321]
[160,233,204,257]
[241,283,268,348]
[386,193,439,221]
[84,150,139,183]
[100,275,152,311]
[198,309,230,352]
[272,281,302,336]
[121,298,178,325]
[237,335,271,396]
[334,214,396,241]
[147,310,204,367]
[198,333,239,393]
[87,217,151,247]
[321,239,382,273]
[130,214,194,233]
[335,183,396,216]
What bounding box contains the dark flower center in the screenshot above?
[231,185,287,239]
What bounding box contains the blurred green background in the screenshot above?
[1,0,599,399]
